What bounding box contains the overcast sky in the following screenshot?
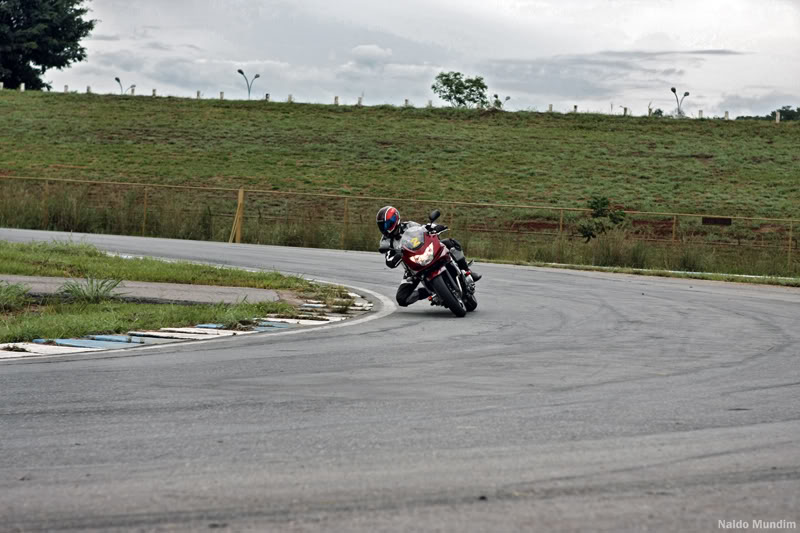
[49,0,800,116]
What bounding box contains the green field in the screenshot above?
[1,91,798,217]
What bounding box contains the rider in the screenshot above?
[376,205,481,307]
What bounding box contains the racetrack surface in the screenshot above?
[1,229,798,532]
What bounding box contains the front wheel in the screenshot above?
[432,273,467,317]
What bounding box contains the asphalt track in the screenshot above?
[1,228,798,532]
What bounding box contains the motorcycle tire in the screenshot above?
[432,273,467,317]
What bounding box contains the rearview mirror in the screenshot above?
[429,210,441,222]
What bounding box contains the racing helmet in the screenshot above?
[376,206,401,236]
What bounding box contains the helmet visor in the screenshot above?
[381,209,399,234]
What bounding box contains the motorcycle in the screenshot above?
[381,210,477,317]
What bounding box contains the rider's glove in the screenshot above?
[385,250,402,269]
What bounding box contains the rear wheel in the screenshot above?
[432,273,467,317]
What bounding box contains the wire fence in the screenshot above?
[1,175,797,273]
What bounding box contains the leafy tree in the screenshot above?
[431,71,489,108]
[736,105,799,121]
[0,0,96,90]
[578,196,626,242]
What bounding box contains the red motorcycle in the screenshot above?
[386,210,477,317]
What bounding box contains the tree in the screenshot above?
[431,71,489,108]
[0,0,96,90]
[736,106,799,121]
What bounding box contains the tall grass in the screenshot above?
[0,282,31,312]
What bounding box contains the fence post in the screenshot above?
[220,91,224,100]
[265,93,269,102]
[548,104,553,112]
[42,180,50,229]
[427,100,433,108]
[87,86,91,94]
[698,110,703,119]
[19,83,25,92]
[64,85,69,93]
[573,105,578,113]
[648,108,652,117]
[197,90,201,99]
[559,209,564,235]
[152,89,156,97]
[0,82,3,90]
[334,96,339,105]
[672,215,678,242]
[229,187,245,243]
[724,111,729,120]
[776,111,781,124]
[789,220,794,268]
[404,99,410,107]
[357,96,363,106]
[341,197,349,249]
[142,187,148,236]
[623,107,628,116]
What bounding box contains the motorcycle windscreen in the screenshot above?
[400,225,427,251]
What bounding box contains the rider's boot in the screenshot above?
[457,257,481,282]
[406,287,431,305]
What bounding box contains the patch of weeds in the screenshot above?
[58,277,123,303]
[0,282,32,312]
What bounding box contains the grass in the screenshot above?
[0,240,331,296]
[1,91,798,218]
[0,299,295,344]
[0,240,355,344]
[0,282,31,312]
[0,91,797,282]
[58,277,124,303]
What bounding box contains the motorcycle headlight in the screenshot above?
[410,243,435,266]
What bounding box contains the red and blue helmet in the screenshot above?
[376,206,400,236]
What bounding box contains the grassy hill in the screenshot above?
[1,91,798,218]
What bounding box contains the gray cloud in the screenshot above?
[144,42,172,51]
[91,50,147,73]
[89,34,121,41]
[715,91,800,116]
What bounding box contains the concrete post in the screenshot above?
[698,110,703,119]
[19,83,25,92]
[288,94,293,103]
[334,96,339,105]
[0,82,3,90]
[573,105,578,113]
[776,112,781,124]
[87,86,91,94]
[548,104,553,112]
[64,85,69,93]
[197,90,201,99]
[220,91,224,100]
[152,89,156,97]
[357,96,363,106]
[725,111,729,120]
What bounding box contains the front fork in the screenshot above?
[421,259,474,307]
